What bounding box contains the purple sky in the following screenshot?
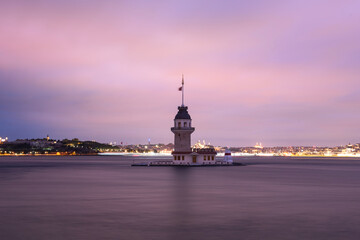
[1,0,360,146]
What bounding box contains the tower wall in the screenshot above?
[171,105,194,155]
[174,119,192,128]
[172,130,193,152]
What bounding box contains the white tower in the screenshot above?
[171,105,195,152]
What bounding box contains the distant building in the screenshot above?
[0,137,8,144]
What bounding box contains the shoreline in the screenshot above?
[1,153,360,158]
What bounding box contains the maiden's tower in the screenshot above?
[132,76,238,167]
[171,77,217,165]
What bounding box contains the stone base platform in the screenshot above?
[131,161,244,167]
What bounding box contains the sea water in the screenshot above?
[1,156,360,240]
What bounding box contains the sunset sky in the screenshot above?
[1,0,360,146]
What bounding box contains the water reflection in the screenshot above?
[170,167,192,238]
[1,156,360,240]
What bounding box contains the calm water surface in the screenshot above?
[1,156,360,240]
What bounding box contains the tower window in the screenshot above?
[204,156,206,161]
[177,156,180,160]
[208,156,210,160]
[182,156,184,160]
[178,122,181,128]
[174,156,176,160]
[184,122,187,127]
[212,156,214,160]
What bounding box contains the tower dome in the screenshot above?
[175,106,191,120]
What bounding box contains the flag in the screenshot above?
[178,86,183,91]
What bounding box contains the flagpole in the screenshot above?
[182,74,184,106]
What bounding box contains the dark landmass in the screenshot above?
[0,138,119,155]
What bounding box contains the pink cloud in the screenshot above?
[1,0,360,145]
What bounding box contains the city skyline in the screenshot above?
[1,0,360,146]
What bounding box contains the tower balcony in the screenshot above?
[171,127,195,133]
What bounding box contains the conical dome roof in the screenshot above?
[175,106,191,119]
